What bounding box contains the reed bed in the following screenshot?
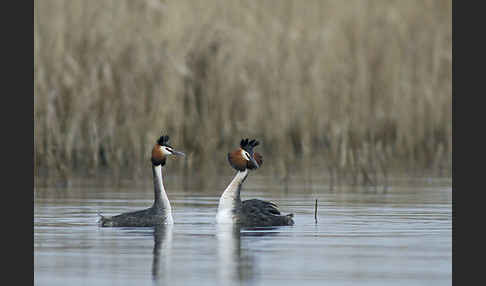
[34,0,451,184]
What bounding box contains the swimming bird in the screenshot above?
[98,134,185,227]
[216,138,294,227]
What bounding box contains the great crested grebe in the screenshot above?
[216,138,294,227]
[98,134,185,227]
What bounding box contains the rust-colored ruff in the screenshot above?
[151,144,166,166]
[228,148,248,171]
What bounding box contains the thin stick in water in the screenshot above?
[314,199,318,224]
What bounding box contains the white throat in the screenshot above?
[153,164,173,224]
[216,169,248,224]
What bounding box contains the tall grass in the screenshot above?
[34,0,452,184]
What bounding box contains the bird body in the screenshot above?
[99,134,184,227]
[217,138,294,227]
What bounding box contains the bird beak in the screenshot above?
[170,150,186,157]
[250,155,259,168]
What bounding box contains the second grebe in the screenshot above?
[98,134,185,227]
[216,139,294,227]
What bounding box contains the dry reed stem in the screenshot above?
[34,0,452,183]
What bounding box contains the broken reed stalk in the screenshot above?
[314,199,318,224]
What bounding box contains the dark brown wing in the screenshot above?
[98,207,168,227]
[241,199,294,227]
[243,199,280,215]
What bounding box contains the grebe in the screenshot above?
[98,134,185,227]
[216,138,294,227]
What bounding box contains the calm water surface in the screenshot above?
[34,175,452,286]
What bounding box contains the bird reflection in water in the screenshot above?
[217,224,280,284]
[151,224,173,283]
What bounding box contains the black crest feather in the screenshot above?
[239,138,260,152]
[157,134,170,146]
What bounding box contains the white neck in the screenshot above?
[152,164,173,224]
[216,169,248,224]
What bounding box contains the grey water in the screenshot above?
[34,174,452,286]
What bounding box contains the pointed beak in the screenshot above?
[170,150,186,157]
[250,155,259,169]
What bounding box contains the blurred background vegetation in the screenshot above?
[34,0,451,186]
